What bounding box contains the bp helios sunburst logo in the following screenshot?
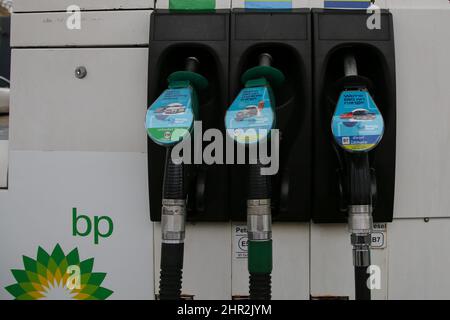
[5,244,113,300]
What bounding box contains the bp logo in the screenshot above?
[5,244,113,300]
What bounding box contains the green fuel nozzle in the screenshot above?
[226,53,285,300]
[331,53,385,300]
[146,57,208,300]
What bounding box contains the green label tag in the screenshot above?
[169,0,216,10]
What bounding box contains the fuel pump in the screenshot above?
[226,53,285,300]
[146,57,208,300]
[331,54,384,300]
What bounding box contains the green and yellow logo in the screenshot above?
[5,244,113,300]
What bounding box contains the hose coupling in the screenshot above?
[351,233,372,267]
[348,205,373,235]
[161,199,186,244]
[349,205,372,267]
[247,199,272,241]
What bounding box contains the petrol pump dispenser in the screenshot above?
[226,53,285,300]
[146,57,208,300]
[331,54,385,300]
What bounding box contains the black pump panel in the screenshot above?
[147,10,230,222]
[228,9,312,222]
[0,17,10,81]
[312,9,396,223]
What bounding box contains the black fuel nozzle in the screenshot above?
[331,53,385,300]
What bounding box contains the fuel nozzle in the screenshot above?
[225,53,285,300]
[146,56,208,300]
[331,53,384,300]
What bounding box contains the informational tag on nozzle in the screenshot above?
[146,87,194,146]
[225,86,274,145]
[332,90,384,152]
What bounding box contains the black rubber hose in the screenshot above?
[159,243,184,300]
[163,148,184,199]
[159,148,185,300]
[248,163,271,200]
[347,153,371,205]
[249,273,271,300]
[355,266,371,301]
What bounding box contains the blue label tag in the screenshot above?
[332,90,384,152]
[225,86,274,145]
[245,0,292,9]
[324,1,371,9]
[146,87,194,146]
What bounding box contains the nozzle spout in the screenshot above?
[344,54,358,77]
[185,56,200,73]
[259,53,273,67]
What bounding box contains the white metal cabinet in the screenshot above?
[11,10,152,47]
[387,219,450,299]
[4,3,156,299]
[231,223,310,300]
[10,48,148,153]
[0,151,154,300]
[13,0,154,12]
[387,0,449,9]
[153,223,233,300]
[393,9,450,219]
